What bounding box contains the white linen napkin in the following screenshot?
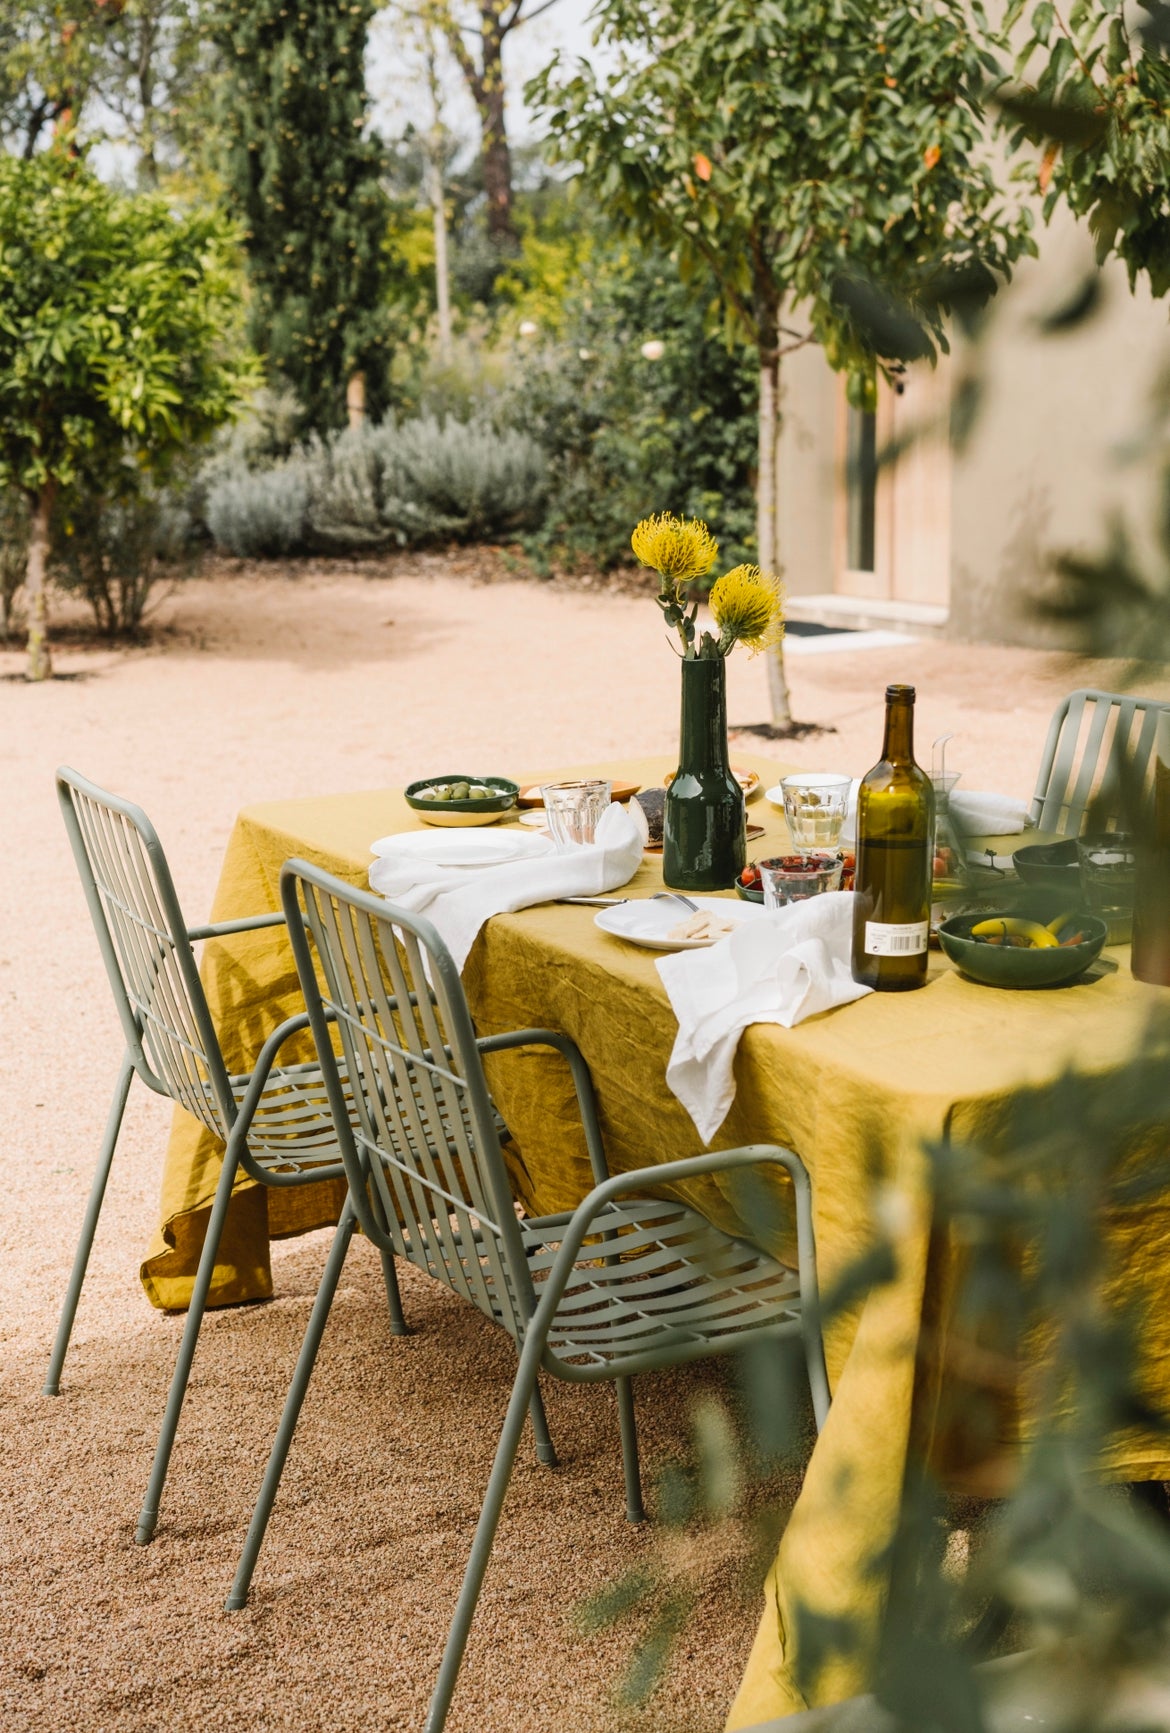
[368,801,645,972]
[656,890,871,1143]
[841,781,1029,843]
[948,790,1030,836]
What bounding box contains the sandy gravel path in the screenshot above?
[2,560,1164,1733]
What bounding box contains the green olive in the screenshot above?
[452,781,471,800]
[418,790,437,801]
[470,786,491,800]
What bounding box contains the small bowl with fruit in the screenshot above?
[405,776,519,827]
[937,906,1107,988]
[737,851,854,903]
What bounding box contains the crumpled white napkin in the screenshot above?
[947,789,1031,836]
[656,890,870,1143]
[368,801,645,972]
[841,781,1029,843]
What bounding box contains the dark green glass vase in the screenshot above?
[663,656,746,891]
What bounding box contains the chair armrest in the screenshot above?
[188,911,287,942]
[475,1026,609,1185]
[230,1006,338,1182]
[525,1143,829,1426]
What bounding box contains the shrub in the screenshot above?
[202,413,547,557]
[52,484,194,637]
[378,414,547,542]
[0,490,27,638]
[204,455,313,558]
[501,238,759,574]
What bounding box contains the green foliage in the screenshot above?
[202,412,547,556]
[0,149,254,503]
[586,1025,1170,1722]
[51,481,193,635]
[0,0,104,157]
[1002,0,1170,297]
[203,452,312,557]
[529,0,1036,405]
[0,489,27,638]
[505,240,758,571]
[214,0,398,432]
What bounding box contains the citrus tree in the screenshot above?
[0,150,254,678]
[530,0,1034,731]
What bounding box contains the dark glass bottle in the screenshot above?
[851,684,935,991]
[662,657,746,891]
[1131,712,1170,984]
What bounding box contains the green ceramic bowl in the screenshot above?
[405,775,519,827]
[735,873,765,904]
[938,908,1107,988]
[1013,836,1081,894]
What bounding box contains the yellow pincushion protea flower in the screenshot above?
[708,564,785,654]
[630,513,719,586]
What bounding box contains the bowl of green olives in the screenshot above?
[405,775,520,827]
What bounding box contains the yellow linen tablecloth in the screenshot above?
[140,755,1170,1727]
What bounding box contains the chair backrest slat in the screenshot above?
[283,860,535,1339]
[58,768,236,1138]
[1029,689,1170,836]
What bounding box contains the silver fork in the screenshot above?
[652,891,700,913]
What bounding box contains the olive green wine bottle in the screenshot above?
[851,684,935,991]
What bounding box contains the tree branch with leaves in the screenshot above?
[530,0,1035,731]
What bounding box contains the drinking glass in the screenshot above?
[759,853,843,909]
[781,773,852,856]
[1077,831,1136,941]
[540,779,612,846]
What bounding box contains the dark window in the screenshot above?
[846,406,877,573]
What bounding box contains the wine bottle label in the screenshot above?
[864,920,928,956]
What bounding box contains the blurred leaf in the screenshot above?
[996,88,1110,146]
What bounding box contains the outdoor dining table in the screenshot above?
[140,752,1170,1727]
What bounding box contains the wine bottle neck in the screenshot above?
[882,698,915,764]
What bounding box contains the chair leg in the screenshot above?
[44,1053,134,1396]
[528,1378,557,1468]
[135,1133,245,1544]
[225,1202,357,1610]
[425,1352,543,1733]
[615,1376,645,1523]
[378,1246,409,1337]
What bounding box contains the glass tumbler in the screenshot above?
[759,853,843,909]
[540,779,612,846]
[781,773,852,856]
[1077,831,1136,942]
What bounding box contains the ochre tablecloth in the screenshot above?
[140,755,1170,1727]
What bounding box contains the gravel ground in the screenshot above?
[3,556,1166,1733]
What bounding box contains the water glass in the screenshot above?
[1077,831,1136,941]
[540,779,612,847]
[781,773,852,856]
[759,853,843,910]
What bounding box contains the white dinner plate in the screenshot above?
[370,829,554,869]
[594,896,768,951]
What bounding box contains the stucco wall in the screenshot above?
[949,209,1170,649]
[774,208,1170,651]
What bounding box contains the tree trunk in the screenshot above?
[429,158,452,357]
[757,337,794,730]
[478,13,515,245]
[346,370,366,429]
[25,486,54,682]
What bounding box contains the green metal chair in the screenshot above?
[225,858,831,1733]
[48,768,412,1547]
[1030,689,1170,835]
